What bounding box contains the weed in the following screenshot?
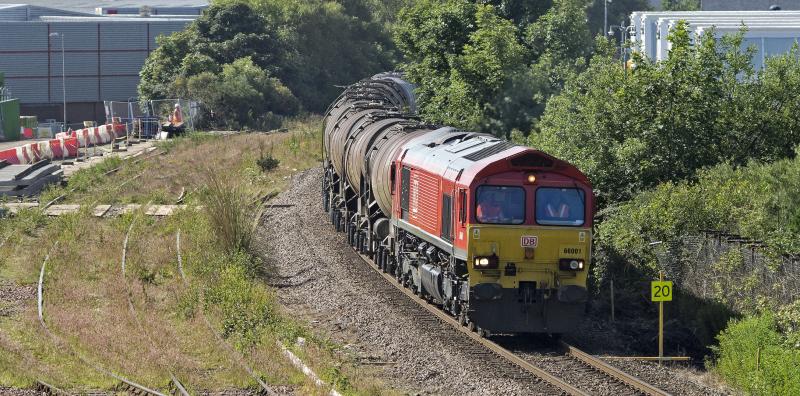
[201,170,255,253]
[13,209,47,236]
[257,154,280,172]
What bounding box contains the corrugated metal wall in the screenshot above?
[0,19,192,108]
[0,6,30,22]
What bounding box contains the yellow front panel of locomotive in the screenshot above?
[466,225,591,289]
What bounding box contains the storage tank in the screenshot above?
[367,124,450,217]
[323,73,417,184]
[344,113,408,193]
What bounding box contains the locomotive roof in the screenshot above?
[399,129,591,187]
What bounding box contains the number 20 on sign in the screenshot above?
[652,273,672,364]
[651,281,673,302]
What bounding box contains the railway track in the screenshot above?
[175,230,277,396]
[350,247,671,396]
[37,240,177,396]
[121,219,190,396]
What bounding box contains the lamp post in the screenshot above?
[604,0,612,38]
[609,21,633,76]
[49,32,66,132]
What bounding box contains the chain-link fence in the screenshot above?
[104,99,198,138]
[652,231,800,313]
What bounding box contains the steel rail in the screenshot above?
[175,230,277,396]
[121,219,190,396]
[352,245,672,396]
[35,379,70,395]
[560,342,671,396]
[354,252,588,396]
[37,241,168,396]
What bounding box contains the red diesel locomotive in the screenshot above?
[323,73,593,335]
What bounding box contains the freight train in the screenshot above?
[322,73,594,335]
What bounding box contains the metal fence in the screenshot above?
[653,231,800,313]
[104,99,198,138]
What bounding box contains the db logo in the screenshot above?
[521,236,538,248]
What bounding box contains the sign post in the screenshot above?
[651,271,672,364]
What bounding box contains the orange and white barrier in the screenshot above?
[0,123,124,165]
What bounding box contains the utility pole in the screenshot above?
[604,0,611,38]
[49,32,66,132]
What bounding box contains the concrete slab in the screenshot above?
[145,205,186,216]
[0,202,39,214]
[44,204,81,216]
[93,205,112,217]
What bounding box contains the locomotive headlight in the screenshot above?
[473,255,499,269]
[526,174,537,184]
[559,258,585,271]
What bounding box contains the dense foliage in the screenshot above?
[599,150,800,269]
[715,308,800,395]
[394,0,592,137]
[531,23,800,204]
[139,0,395,128]
[183,57,299,130]
[661,0,700,11]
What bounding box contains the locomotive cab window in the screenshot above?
[475,186,525,225]
[535,187,585,226]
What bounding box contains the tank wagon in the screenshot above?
[322,73,594,335]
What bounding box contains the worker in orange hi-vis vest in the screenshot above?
[162,103,186,135]
[170,103,183,124]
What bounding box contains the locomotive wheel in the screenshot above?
[467,321,476,332]
[458,312,467,327]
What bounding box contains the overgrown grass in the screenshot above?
[201,171,255,254]
[0,116,389,394]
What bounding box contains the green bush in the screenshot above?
[185,57,300,130]
[599,149,800,273]
[532,23,800,205]
[715,312,800,395]
[203,250,276,347]
[257,154,280,172]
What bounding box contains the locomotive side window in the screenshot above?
[401,167,411,220]
[475,186,525,225]
[459,189,467,224]
[441,194,453,242]
[535,187,585,226]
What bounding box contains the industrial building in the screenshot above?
[0,4,203,126]
[630,11,800,68]
[701,0,800,11]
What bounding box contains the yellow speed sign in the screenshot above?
[651,281,673,302]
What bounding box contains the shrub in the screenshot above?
[185,57,300,130]
[203,251,275,347]
[257,154,280,172]
[714,312,800,395]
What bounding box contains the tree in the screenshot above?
[394,0,592,137]
[187,57,299,130]
[661,0,700,11]
[140,0,396,116]
[530,23,770,204]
